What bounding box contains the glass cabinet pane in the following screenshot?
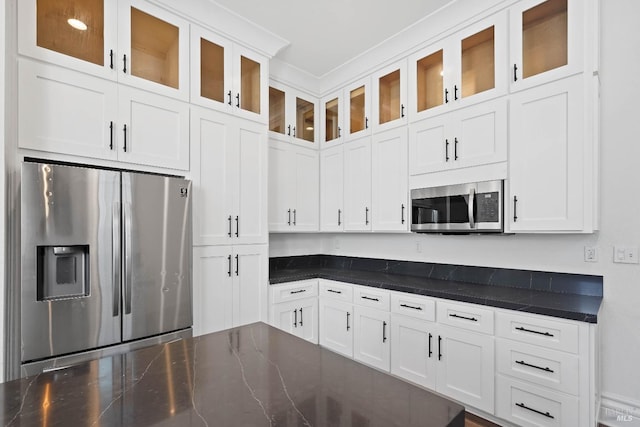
[37,0,104,66]
[417,50,444,112]
[269,87,285,134]
[296,97,315,142]
[200,38,224,102]
[522,0,568,78]
[130,7,179,89]
[240,56,261,114]
[461,26,495,98]
[379,70,400,124]
[350,86,366,134]
[325,98,339,142]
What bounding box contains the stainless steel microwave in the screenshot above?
[411,180,504,233]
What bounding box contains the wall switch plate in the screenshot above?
[584,246,598,262]
[613,246,639,264]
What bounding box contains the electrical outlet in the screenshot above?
[613,246,639,264]
[584,246,598,262]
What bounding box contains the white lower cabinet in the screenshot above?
[269,280,319,344]
[319,298,354,358]
[353,305,390,371]
[192,245,267,337]
[390,313,437,389]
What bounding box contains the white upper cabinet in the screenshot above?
[509,0,584,92]
[192,25,269,123]
[409,11,507,122]
[268,82,319,146]
[372,61,408,133]
[343,137,372,231]
[344,77,372,141]
[320,145,345,232]
[321,90,344,147]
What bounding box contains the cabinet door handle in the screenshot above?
[293,126,296,138]
[227,254,232,277]
[293,308,298,328]
[228,215,232,237]
[287,209,291,226]
[361,295,379,302]
[445,88,449,103]
[515,326,554,337]
[228,90,232,106]
[401,104,405,118]
[365,117,369,129]
[109,121,114,150]
[338,126,342,138]
[123,54,127,73]
[290,289,306,294]
[445,139,450,162]
[513,64,518,82]
[299,307,303,326]
[123,124,127,152]
[235,254,239,276]
[454,84,459,100]
[293,209,297,226]
[235,93,240,108]
[400,303,422,311]
[401,204,405,224]
[428,333,433,358]
[327,289,342,294]
[513,196,518,222]
[109,49,114,69]
[449,313,478,322]
[515,360,554,373]
[346,312,351,331]
[287,124,291,136]
[382,321,387,343]
[454,137,459,160]
[365,207,369,225]
[338,209,342,226]
[515,403,554,419]
[438,335,442,360]
[235,215,239,237]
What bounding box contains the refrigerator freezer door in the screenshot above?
[21,163,121,362]
[122,172,192,341]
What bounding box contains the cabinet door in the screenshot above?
[436,325,495,414]
[293,147,319,231]
[353,306,391,372]
[18,0,118,80]
[390,314,437,389]
[508,75,584,232]
[118,0,190,100]
[18,59,117,161]
[344,78,371,141]
[408,114,450,175]
[510,0,584,92]
[322,90,343,146]
[297,298,319,344]
[236,120,268,244]
[192,246,233,336]
[371,127,408,231]
[232,245,267,328]
[268,141,295,231]
[190,107,236,246]
[118,85,190,170]
[320,145,344,232]
[409,43,447,122]
[270,301,297,335]
[344,138,372,231]
[233,45,268,123]
[290,90,319,146]
[319,299,353,358]
[372,61,408,132]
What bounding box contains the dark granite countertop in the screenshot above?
[269,256,603,323]
[0,323,464,427]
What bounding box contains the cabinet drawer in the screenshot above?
[271,280,318,304]
[437,300,494,335]
[496,338,579,396]
[390,292,435,321]
[319,280,353,302]
[496,311,579,354]
[496,375,579,427]
[353,286,390,311]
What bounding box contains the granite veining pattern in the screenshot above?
[270,255,603,323]
[0,323,464,427]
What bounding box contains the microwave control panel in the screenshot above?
[476,192,500,222]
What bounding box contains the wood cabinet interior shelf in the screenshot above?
[379,69,400,124]
[461,26,495,98]
[417,50,443,112]
[269,87,285,134]
[522,0,568,79]
[200,38,225,102]
[131,7,179,89]
[350,85,366,133]
[241,56,261,114]
[296,97,315,142]
[37,0,105,66]
[325,98,339,142]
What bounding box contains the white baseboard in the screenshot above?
[600,394,640,427]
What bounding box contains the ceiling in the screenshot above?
[212,0,455,78]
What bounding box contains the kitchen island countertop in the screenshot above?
[0,322,464,427]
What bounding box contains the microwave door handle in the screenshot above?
[468,188,476,229]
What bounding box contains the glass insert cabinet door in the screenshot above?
[296,97,315,143]
[269,87,286,134]
[240,56,261,114]
[325,97,340,143]
[460,26,495,98]
[350,85,366,134]
[521,0,568,79]
[416,49,444,113]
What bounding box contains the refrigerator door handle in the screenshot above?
[124,201,133,315]
[112,203,121,317]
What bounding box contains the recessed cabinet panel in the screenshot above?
[325,97,340,143]
[200,38,225,103]
[461,26,495,98]
[37,0,105,66]
[320,146,344,232]
[522,0,568,79]
[269,87,286,134]
[417,50,444,112]
[240,56,261,114]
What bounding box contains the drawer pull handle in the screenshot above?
[299,307,303,326]
[327,289,342,294]
[346,312,351,331]
[293,309,298,327]
[516,402,554,419]
[516,360,554,373]
[361,296,379,302]
[449,313,478,322]
[290,289,306,294]
[400,303,422,311]
[428,333,433,358]
[382,321,387,343]
[515,326,554,337]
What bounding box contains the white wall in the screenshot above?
[271,0,640,412]
[0,0,6,383]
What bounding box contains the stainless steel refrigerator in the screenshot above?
[20,162,192,375]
